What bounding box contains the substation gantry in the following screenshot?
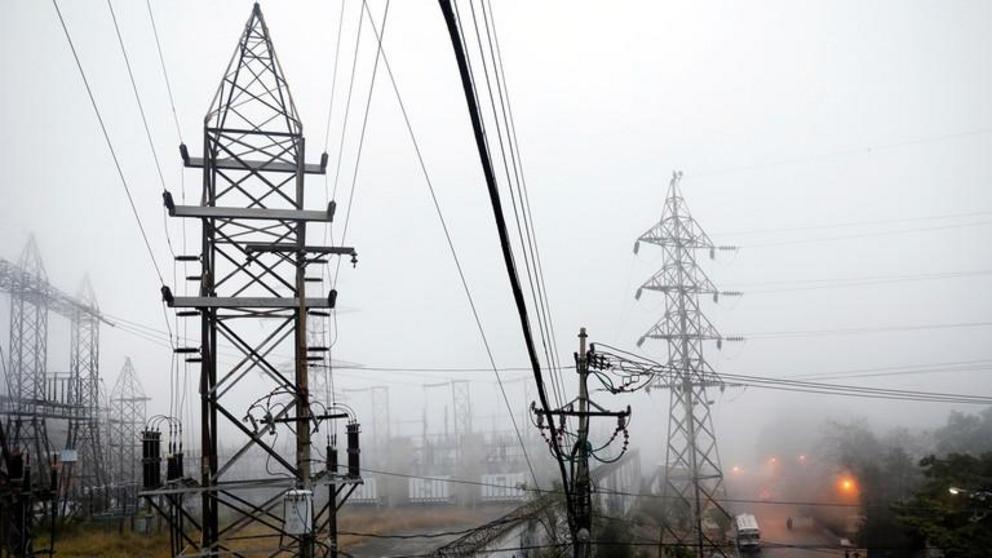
[1,237,111,556]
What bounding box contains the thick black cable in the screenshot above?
[438,0,574,530]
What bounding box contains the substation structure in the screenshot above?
[344,381,551,508]
[633,171,741,557]
[149,5,363,556]
[0,237,135,555]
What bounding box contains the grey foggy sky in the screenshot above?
[1,0,990,467]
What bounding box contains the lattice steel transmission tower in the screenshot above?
[109,358,147,515]
[5,239,51,484]
[634,171,739,557]
[67,277,106,502]
[155,5,360,556]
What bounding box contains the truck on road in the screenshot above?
[734,513,761,553]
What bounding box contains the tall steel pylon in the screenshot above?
[108,358,147,515]
[6,239,51,485]
[634,171,739,557]
[157,4,359,556]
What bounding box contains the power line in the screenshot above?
[329,0,369,205]
[692,126,992,180]
[357,465,964,513]
[52,0,167,288]
[744,218,992,248]
[98,305,992,402]
[730,268,992,293]
[482,0,568,413]
[439,0,574,527]
[743,320,992,339]
[144,0,183,144]
[453,0,567,414]
[719,371,992,405]
[100,309,992,384]
[106,0,184,421]
[718,208,992,237]
[332,0,389,280]
[360,1,541,490]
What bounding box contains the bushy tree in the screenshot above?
[895,452,992,558]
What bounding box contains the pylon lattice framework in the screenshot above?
[634,171,737,556]
[109,358,147,514]
[157,5,359,556]
[68,277,107,500]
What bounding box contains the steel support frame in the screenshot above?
[154,6,357,556]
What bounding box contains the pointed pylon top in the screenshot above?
[111,357,148,401]
[18,235,48,281]
[205,3,301,135]
[634,171,715,252]
[76,274,98,309]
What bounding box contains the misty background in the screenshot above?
[1,0,990,472]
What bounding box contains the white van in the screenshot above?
[735,513,761,552]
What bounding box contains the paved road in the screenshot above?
[738,503,846,558]
[341,504,515,557]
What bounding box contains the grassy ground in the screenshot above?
[39,523,171,558]
[44,505,512,557]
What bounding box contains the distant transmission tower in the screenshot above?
[109,358,147,515]
[6,239,51,484]
[68,277,106,504]
[634,171,739,557]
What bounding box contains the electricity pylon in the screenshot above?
[6,239,51,486]
[108,358,147,515]
[68,276,106,506]
[634,171,739,557]
[157,4,360,556]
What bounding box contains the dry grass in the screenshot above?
[42,524,172,558]
[45,505,511,557]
